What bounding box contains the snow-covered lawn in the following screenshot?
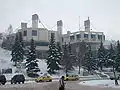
[79,80,120,88]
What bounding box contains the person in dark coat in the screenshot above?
[59,76,65,90]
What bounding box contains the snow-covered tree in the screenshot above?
[97,41,106,70]
[84,45,97,73]
[26,38,40,77]
[11,33,21,66]
[56,43,63,65]
[47,33,60,74]
[115,40,120,71]
[18,32,24,62]
[68,42,77,67]
[107,41,119,85]
[77,40,87,74]
[62,42,73,75]
[2,24,13,50]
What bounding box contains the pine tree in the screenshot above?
[18,32,24,62]
[115,40,120,71]
[11,33,21,66]
[68,42,77,67]
[47,33,60,74]
[97,41,106,70]
[77,40,87,74]
[63,42,73,75]
[106,44,115,67]
[84,45,96,73]
[56,43,63,65]
[26,38,40,77]
[106,43,119,85]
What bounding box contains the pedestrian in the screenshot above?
[59,76,65,90]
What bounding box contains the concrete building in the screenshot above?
[62,17,105,52]
[18,14,62,58]
[17,14,105,58]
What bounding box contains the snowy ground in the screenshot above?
[79,80,120,89]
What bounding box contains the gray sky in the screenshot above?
[0,0,120,40]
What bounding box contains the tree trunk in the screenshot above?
[113,66,119,85]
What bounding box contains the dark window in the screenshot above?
[98,35,102,40]
[32,30,37,36]
[76,34,81,40]
[84,34,88,38]
[70,36,74,41]
[91,34,96,39]
[23,31,27,36]
[51,33,55,37]
[103,35,105,40]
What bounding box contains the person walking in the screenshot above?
[59,76,65,90]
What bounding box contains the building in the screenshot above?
[18,14,62,58]
[17,14,105,58]
[62,17,105,53]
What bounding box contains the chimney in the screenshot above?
[32,14,39,28]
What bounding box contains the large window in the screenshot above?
[70,36,74,41]
[98,35,102,40]
[91,34,96,39]
[76,34,81,40]
[84,34,88,38]
[23,31,27,36]
[32,30,37,36]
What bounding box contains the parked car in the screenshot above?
[11,74,25,84]
[64,75,79,81]
[35,76,52,82]
[0,75,6,85]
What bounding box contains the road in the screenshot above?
[0,80,120,90]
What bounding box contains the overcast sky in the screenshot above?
[0,0,120,40]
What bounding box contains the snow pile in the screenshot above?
[79,80,120,88]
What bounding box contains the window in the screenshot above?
[51,33,55,37]
[32,30,37,36]
[70,36,74,41]
[91,34,96,39]
[84,34,88,38]
[98,35,102,40]
[23,31,27,36]
[103,35,105,40]
[76,34,81,40]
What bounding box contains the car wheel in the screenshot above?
[39,80,42,82]
[18,82,20,84]
[66,78,68,81]
[11,82,13,84]
[22,81,24,84]
[2,82,5,85]
[49,79,52,82]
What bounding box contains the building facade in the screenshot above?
[17,14,105,58]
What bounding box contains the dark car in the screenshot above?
[11,74,25,84]
[0,75,6,85]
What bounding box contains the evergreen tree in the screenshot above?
[63,42,73,75]
[106,44,115,67]
[97,41,106,70]
[84,45,97,73]
[56,43,63,65]
[115,40,120,71]
[106,43,119,85]
[26,38,40,76]
[18,32,24,62]
[77,40,87,74]
[11,33,21,66]
[68,42,77,67]
[47,33,60,74]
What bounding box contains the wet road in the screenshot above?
[0,80,120,90]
